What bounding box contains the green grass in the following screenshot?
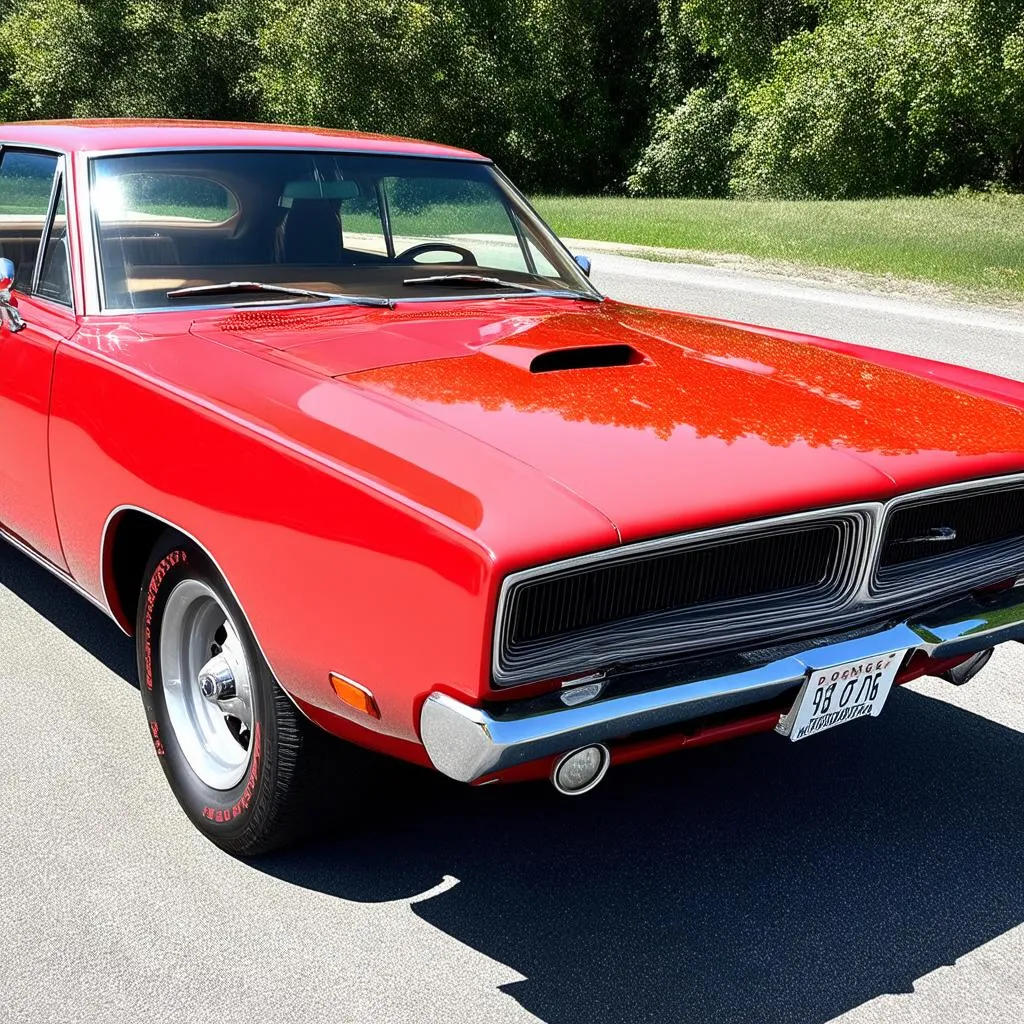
[137,203,235,221]
[533,193,1024,298]
[0,174,57,215]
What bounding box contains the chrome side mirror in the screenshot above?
[0,257,25,332]
[0,257,14,294]
[574,254,592,277]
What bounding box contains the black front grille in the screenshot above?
[494,480,1024,687]
[881,487,1024,568]
[507,523,841,646]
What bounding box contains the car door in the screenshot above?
[0,147,76,569]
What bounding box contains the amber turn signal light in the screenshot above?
[329,672,381,719]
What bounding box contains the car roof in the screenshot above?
[0,119,486,161]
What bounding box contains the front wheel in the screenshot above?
[136,533,345,855]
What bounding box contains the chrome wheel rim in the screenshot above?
[160,580,254,790]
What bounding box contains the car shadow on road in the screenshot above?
[259,687,1024,1024]
[0,542,137,685]
[8,539,1022,1024]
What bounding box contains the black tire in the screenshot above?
[136,531,341,856]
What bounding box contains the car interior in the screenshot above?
[78,154,583,309]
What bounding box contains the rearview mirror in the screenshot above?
[574,254,592,277]
[279,180,361,207]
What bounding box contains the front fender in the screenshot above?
[709,315,1024,410]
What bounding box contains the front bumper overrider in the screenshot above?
[420,587,1024,783]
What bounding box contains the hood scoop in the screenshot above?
[528,344,646,373]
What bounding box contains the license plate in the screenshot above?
[778,650,907,742]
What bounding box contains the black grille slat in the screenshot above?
[507,524,840,647]
[881,487,1024,568]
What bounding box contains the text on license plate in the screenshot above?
[781,649,908,742]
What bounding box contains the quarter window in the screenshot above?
[93,173,238,223]
[0,149,59,291]
[37,180,71,306]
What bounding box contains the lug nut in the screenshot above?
[198,654,236,700]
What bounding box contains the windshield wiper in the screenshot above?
[402,273,547,293]
[402,273,599,302]
[166,281,393,308]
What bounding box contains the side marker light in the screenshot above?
[329,672,381,719]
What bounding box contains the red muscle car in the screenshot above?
[2,119,1023,855]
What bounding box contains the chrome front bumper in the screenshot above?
[420,587,1024,783]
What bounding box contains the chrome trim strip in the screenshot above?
[32,162,63,294]
[76,150,102,315]
[0,140,73,160]
[0,524,119,624]
[425,586,1024,783]
[79,145,489,162]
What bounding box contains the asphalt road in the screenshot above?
[3,256,1024,1024]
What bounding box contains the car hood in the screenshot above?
[209,299,1024,543]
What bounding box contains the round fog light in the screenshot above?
[552,744,610,795]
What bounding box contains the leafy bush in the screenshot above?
[627,84,735,196]
[732,0,1024,198]
[668,0,821,81]
[0,1,256,122]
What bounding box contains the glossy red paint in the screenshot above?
[0,295,76,567]
[1,120,1023,775]
[896,650,974,685]
[347,298,1024,542]
[4,119,483,161]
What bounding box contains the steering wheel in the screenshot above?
[395,242,478,266]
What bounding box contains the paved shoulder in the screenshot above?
[589,251,1024,382]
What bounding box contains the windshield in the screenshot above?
[89,150,597,310]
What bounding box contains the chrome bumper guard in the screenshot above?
[420,587,1024,783]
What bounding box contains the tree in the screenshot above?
[0,1,257,122]
[662,0,820,81]
[732,0,1024,197]
[627,0,815,196]
[627,82,735,196]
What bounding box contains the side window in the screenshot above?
[92,169,239,307]
[338,189,388,257]
[94,173,238,223]
[383,177,531,273]
[0,149,59,291]
[37,180,71,306]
